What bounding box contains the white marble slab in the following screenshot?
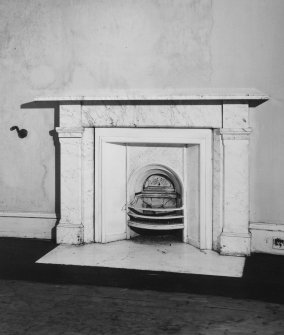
[34,88,268,102]
[36,240,246,278]
[82,104,222,128]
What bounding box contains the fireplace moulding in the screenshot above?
[35,90,268,256]
[94,128,212,249]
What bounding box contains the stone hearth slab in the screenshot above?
[36,240,245,278]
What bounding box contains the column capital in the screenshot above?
[56,127,84,138]
[220,128,252,141]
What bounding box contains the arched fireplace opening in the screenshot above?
[127,165,184,238]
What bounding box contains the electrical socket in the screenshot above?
[272,237,284,250]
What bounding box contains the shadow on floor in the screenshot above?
[0,237,283,304]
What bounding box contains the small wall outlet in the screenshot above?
[272,237,284,250]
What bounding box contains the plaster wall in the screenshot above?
[0,0,283,243]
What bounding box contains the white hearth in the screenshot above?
[36,90,268,257]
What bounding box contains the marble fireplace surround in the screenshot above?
[36,90,268,256]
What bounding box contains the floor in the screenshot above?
[37,236,245,277]
[0,237,284,334]
[1,279,284,335]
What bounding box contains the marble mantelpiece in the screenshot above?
[35,88,268,102]
[36,90,268,256]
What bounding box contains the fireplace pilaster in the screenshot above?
[56,127,84,244]
[219,128,252,255]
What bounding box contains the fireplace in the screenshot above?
[127,165,184,235]
[93,128,212,248]
[36,90,268,256]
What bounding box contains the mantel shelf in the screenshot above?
[34,88,268,105]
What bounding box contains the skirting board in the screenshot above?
[250,222,284,255]
[0,212,57,239]
[0,214,283,254]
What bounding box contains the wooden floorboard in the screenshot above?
[0,237,283,334]
[0,279,283,334]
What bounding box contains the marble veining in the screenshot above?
[82,104,222,128]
